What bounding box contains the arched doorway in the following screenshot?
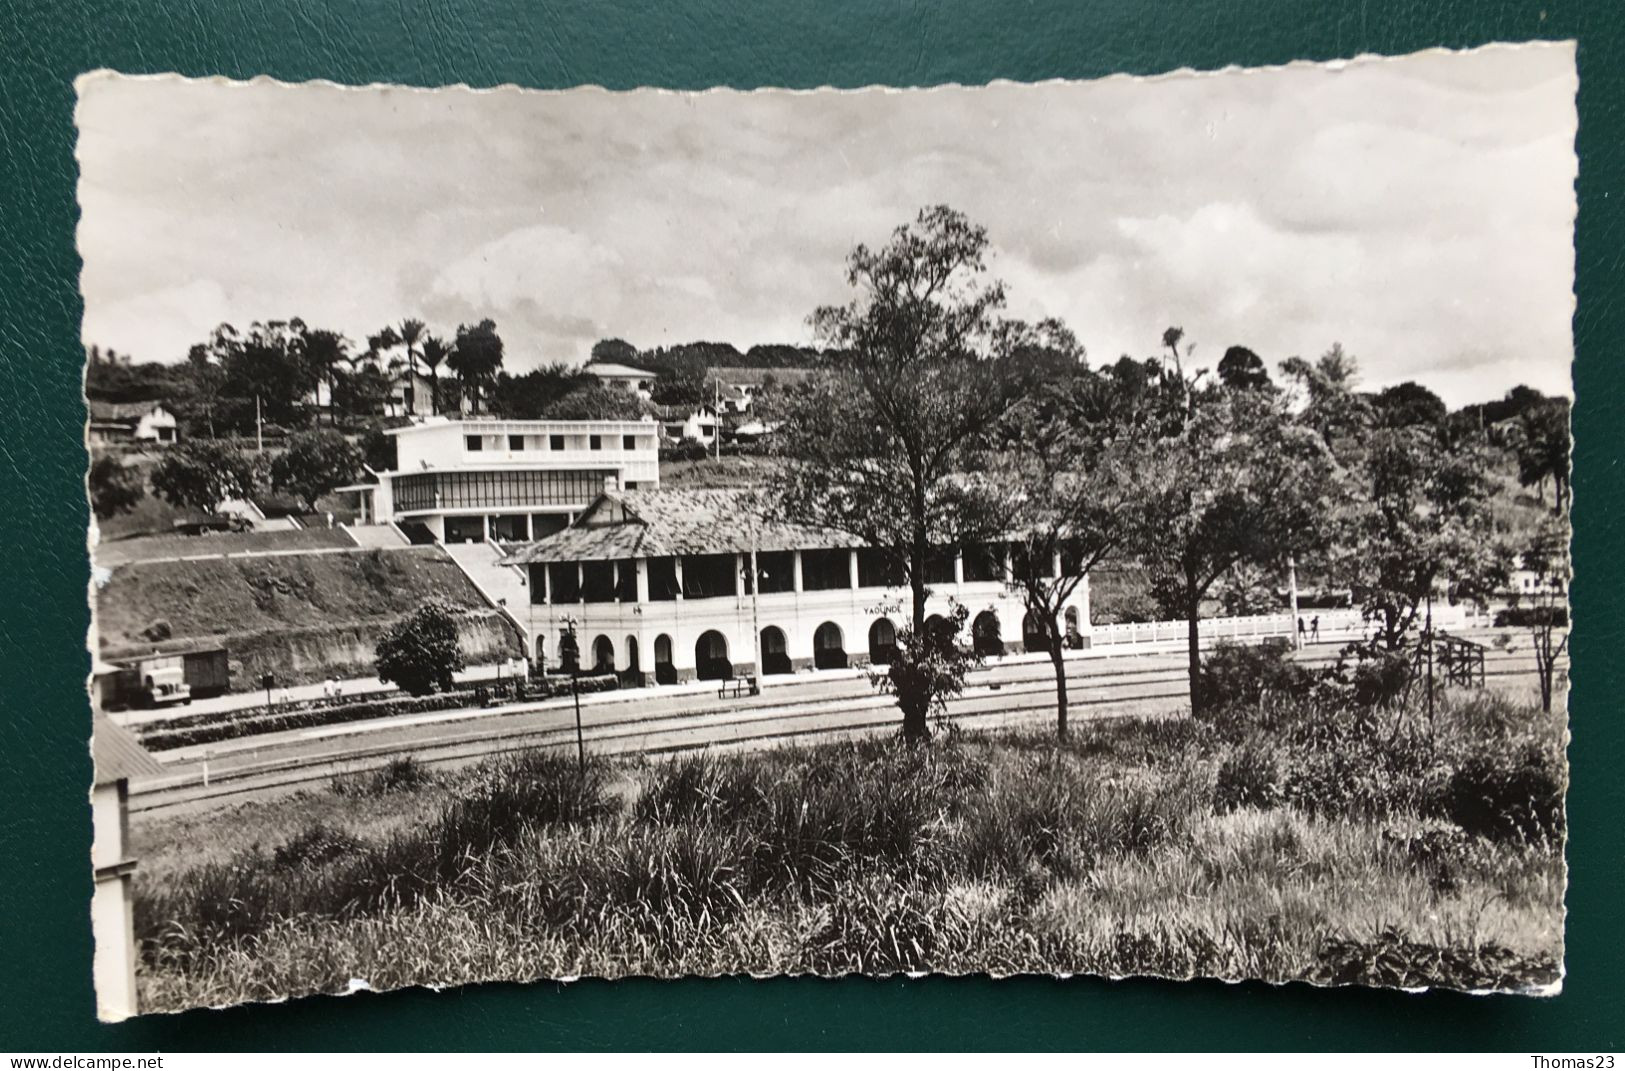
[592,635,616,673]
[868,618,898,665]
[1064,606,1081,647]
[533,634,547,673]
[972,610,1003,657]
[760,626,791,675]
[813,621,847,669]
[924,613,951,646]
[625,636,640,674]
[1022,612,1051,654]
[654,633,676,685]
[695,630,731,681]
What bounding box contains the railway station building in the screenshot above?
[501,488,1092,683]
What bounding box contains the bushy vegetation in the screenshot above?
[134,684,1565,1010]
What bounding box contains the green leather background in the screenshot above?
[1,0,1618,1051]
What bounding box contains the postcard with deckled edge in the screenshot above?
[77,43,1573,1018]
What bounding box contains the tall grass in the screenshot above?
[134,689,1566,1011]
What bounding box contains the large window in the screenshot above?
[582,561,616,603]
[528,564,547,605]
[647,557,680,601]
[465,435,484,451]
[750,551,795,594]
[802,548,853,591]
[681,553,737,599]
[857,548,906,589]
[1012,544,1055,580]
[962,542,1006,583]
[508,435,525,451]
[392,469,612,513]
[550,562,580,603]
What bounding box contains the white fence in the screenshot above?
[1088,605,1481,649]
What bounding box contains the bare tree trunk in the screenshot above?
[1186,571,1203,716]
[1049,619,1069,742]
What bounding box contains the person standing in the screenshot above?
[1310,615,1320,642]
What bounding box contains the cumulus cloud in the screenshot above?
[75,44,1576,404]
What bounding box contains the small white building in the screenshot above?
[583,361,656,398]
[337,417,661,544]
[502,488,1091,682]
[654,404,720,446]
[90,714,166,1022]
[87,401,178,446]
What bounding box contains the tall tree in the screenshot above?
[299,327,351,426]
[1336,423,1510,650]
[1216,345,1271,391]
[1510,397,1572,515]
[214,319,316,427]
[590,338,640,365]
[448,319,506,414]
[1133,363,1341,714]
[998,368,1160,739]
[1373,380,1448,429]
[420,333,452,415]
[771,205,1030,742]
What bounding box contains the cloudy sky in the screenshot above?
[76,44,1576,406]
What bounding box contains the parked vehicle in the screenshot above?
[100,648,230,710]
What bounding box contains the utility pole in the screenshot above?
[713,377,721,461]
[1287,555,1302,650]
[749,525,762,687]
[255,393,264,454]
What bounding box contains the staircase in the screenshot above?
[442,541,534,648]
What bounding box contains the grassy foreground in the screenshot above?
[131,690,1565,1012]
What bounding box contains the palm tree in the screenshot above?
[300,328,351,425]
[420,333,452,416]
[396,318,427,412]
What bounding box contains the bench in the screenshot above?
[718,675,759,699]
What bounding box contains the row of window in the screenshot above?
[394,469,614,513]
[526,544,1077,605]
[466,433,653,453]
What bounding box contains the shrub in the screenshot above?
[271,823,366,869]
[1494,606,1568,628]
[659,440,710,462]
[1443,744,1565,844]
[1213,736,1284,813]
[331,755,434,797]
[1195,642,1313,716]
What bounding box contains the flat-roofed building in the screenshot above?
[339,417,661,544]
[501,488,1091,683]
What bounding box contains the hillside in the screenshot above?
[97,546,521,688]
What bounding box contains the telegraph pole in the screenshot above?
[1288,555,1302,650]
[255,394,264,454]
[750,526,762,687]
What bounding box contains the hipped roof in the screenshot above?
[501,488,863,564]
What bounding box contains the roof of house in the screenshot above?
[87,400,169,423]
[501,488,863,564]
[583,361,656,380]
[92,714,167,785]
[651,403,717,421]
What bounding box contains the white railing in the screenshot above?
[1088,604,1482,648]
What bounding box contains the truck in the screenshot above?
[100,648,230,711]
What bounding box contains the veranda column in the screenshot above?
[635,558,650,603]
[848,549,860,590]
[792,549,804,593]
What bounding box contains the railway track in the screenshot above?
[128,644,1556,817]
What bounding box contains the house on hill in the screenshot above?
[87,401,178,446]
[501,487,1090,683]
[584,360,656,398]
[653,403,720,446]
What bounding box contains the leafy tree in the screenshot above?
[333,363,395,421]
[1373,380,1447,428]
[183,342,227,437]
[88,455,144,520]
[271,428,362,511]
[590,338,640,365]
[876,604,976,735]
[1510,516,1571,713]
[1217,345,1271,391]
[448,319,505,414]
[490,365,595,419]
[1132,366,1341,713]
[149,440,259,513]
[215,319,319,427]
[1280,343,1371,460]
[997,367,1160,739]
[650,368,708,407]
[771,205,1032,741]
[543,383,648,420]
[375,599,466,696]
[1337,424,1510,650]
[1510,397,1571,515]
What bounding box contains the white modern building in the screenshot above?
[339,417,661,544]
[502,488,1091,683]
